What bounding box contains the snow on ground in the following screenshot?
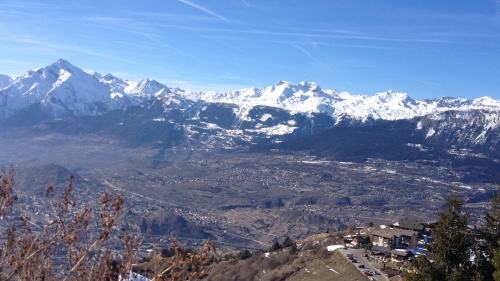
[246,124,297,136]
[327,245,344,251]
[119,272,151,281]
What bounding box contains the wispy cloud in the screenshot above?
[292,44,328,68]
[0,58,39,65]
[128,11,220,22]
[208,38,245,52]
[140,33,197,59]
[179,0,227,20]
[241,0,250,7]
[135,22,460,45]
[0,34,111,59]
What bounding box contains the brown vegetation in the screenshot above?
[0,166,216,281]
[203,232,358,281]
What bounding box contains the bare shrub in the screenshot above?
[275,252,294,265]
[316,247,333,259]
[141,214,217,281]
[237,261,260,280]
[264,257,281,270]
[0,166,215,281]
[0,171,143,281]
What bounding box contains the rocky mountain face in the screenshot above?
[1,59,500,155]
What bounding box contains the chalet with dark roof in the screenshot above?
[371,228,418,248]
[392,218,424,233]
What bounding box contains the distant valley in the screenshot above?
[1,59,499,251]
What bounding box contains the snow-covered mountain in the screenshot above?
[198,80,500,123]
[2,59,500,149]
[0,74,12,89]
[0,59,122,119]
[2,59,499,122]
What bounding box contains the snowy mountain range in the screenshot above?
[1,59,500,149]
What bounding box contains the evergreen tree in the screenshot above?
[406,188,474,281]
[365,236,373,251]
[450,188,500,281]
[237,249,252,260]
[493,238,500,281]
[282,237,294,248]
[429,189,473,280]
[483,191,500,247]
[480,189,500,281]
[405,255,446,281]
[269,241,281,252]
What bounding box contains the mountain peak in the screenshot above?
[102,73,118,80]
[50,58,76,72]
[298,81,320,92]
[276,80,290,86]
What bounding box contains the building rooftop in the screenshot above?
[372,228,418,238]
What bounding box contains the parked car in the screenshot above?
[358,264,365,268]
[351,259,357,263]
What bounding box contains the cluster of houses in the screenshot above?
[345,218,436,270]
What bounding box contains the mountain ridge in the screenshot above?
[1,59,499,123]
[2,59,500,152]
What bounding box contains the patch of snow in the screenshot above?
[301,160,331,164]
[260,113,273,121]
[246,124,297,136]
[119,271,151,281]
[426,127,436,138]
[327,245,344,251]
[325,264,340,274]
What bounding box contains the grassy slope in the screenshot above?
[204,236,368,281]
[288,250,367,281]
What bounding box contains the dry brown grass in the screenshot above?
[204,235,347,281]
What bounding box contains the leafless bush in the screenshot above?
[0,165,215,281]
[316,247,333,259]
[263,257,281,270]
[138,214,217,281]
[0,168,143,280]
[239,262,260,280]
[274,252,294,265]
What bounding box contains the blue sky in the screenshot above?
[0,0,499,100]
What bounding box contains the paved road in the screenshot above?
[337,248,390,281]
